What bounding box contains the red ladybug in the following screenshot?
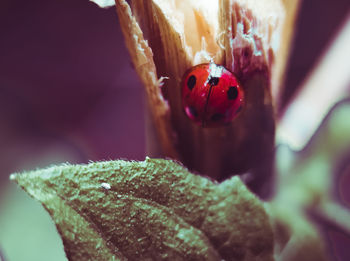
[181,63,244,127]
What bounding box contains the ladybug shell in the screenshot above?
[181,63,244,127]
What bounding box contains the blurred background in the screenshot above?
[0,0,349,260]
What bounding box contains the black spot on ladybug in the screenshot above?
[187,75,196,91]
[208,77,219,86]
[187,106,198,118]
[211,113,224,121]
[227,86,238,100]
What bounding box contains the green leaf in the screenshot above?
[10,158,273,261]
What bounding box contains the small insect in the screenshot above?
[181,63,244,127]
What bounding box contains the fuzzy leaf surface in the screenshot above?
[11,158,273,261]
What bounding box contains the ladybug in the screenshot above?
[181,63,244,127]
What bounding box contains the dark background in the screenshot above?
[0,0,349,260]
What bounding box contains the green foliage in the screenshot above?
[11,158,273,261]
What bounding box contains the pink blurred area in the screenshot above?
[0,0,145,184]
